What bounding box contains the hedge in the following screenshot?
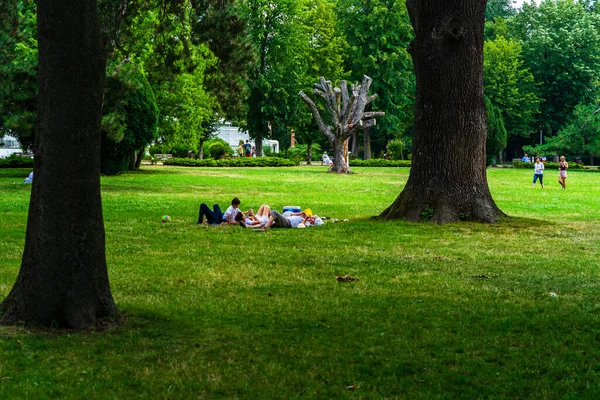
[163,157,296,167]
[512,160,587,170]
[0,155,34,168]
[349,159,412,167]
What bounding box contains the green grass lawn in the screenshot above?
[1,165,600,399]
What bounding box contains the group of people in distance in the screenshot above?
[238,140,256,158]
[531,155,569,190]
[196,197,324,229]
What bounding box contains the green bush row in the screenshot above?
[512,160,587,170]
[349,159,412,167]
[163,157,296,167]
[0,155,34,168]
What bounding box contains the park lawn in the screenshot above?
[1,165,599,399]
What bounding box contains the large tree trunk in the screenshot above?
[0,0,119,328]
[380,0,505,224]
[363,128,372,160]
[351,132,358,156]
[332,139,349,173]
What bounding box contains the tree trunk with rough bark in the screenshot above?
[363,128,372,160]
[299,76,384,173]
[0,0,119,329]
[379,0,505,224]
[351,132,358,156]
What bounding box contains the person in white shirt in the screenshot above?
[322,151,332,165]
[532,156,544,189]
[196,197,242,225]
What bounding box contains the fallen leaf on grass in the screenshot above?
[345,385,357,391]
[336,275,359,282]
[472,274,498,279]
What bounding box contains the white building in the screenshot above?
[0,135,22,158]
[217,122,279,154]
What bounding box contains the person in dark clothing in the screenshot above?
[244,140,252,157]
[196,197,241,225]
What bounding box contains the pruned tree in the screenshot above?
[379,0,506,223]
[299,75,384,173]
[0,0,119,328]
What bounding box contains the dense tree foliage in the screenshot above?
[101,63,159,175]
[2,0,600,164]
[337,0,415,158]
[508,0,600,136]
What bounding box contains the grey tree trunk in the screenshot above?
[134,146,145,169]
[300,76,384,173]
[351,132,358,156]
[363,128,372,160]
[0,0,119,328]
[306,141,312,165]
[379,0,505,224]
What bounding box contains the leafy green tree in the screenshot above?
[337,0,415,159]
[242,0,312,156]
[101,63,159,175]
[508,0,600,135]
[292,0,347,162]
[530,101,600,165]
[485,96,508,166]
[0,0,37,150]
[190,0,256,121]
[483,36,540,140]
[486,0,515,22]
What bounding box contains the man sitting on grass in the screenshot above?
[196,197,243,225]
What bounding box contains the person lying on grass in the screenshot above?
[261,210,324,229]
[235,204,272,228]
[196,197,246,225]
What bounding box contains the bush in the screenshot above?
[164,157,296,167]
[287,144,322,161]
[203,138,231,159]
[349,159,412,167]
[512,160,587,170]
[386,139,405,160]
[0,154,34,168]
[209,142,228,160]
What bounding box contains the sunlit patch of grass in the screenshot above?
[1,166,600,398]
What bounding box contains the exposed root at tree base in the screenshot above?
[0,311,128,335]
[378,193,507,224]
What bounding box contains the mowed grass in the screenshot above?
[1,165,600,399]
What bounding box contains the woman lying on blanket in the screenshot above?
[236,204,272,228]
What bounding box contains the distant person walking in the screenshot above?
[244,140,252,157]
[558,156,568,190]
[532,156,544,189]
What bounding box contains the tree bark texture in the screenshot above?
[0,0,119,328]
[363,128,372,160]
[351,132,358,156]
[299,76,384,173]
[380,0,505,224]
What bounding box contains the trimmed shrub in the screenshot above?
[209,142,228,160]
[203,138,231,159]
[164,157,295,167]
[0,154,34,168]
[350,159,412,167]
